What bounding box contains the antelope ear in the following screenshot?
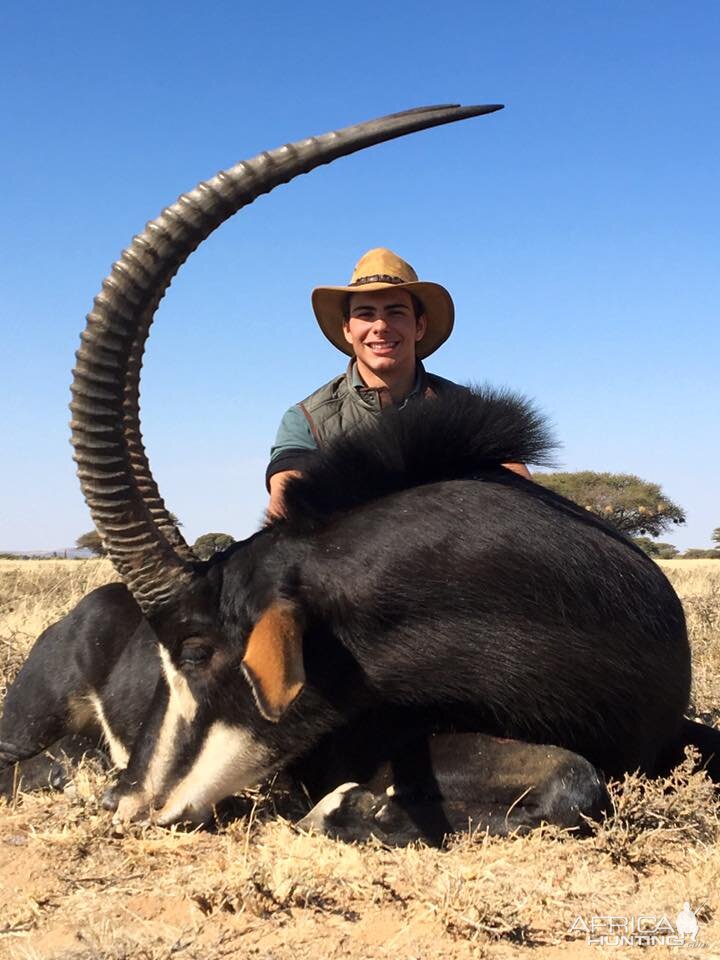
[241,600,305,722]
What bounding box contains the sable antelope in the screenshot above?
[1,105,714,843]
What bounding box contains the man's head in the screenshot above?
[343,287,427,383]
[312,248,454,361]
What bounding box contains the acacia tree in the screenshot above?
[75,530,106,556]
[533,472,685,538]
[683,528,720,558]
[632,537,679,559]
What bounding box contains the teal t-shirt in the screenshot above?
[270,406,317,461]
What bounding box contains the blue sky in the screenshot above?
[1,0,718,552]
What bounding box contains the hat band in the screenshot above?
[349,273,407,287]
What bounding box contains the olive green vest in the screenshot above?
[297,361,465,448]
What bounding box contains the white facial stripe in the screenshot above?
[156,721,274,825]
[141,688,183,801]
[113,644,205,823]
[87,692,129,769]
[137,645,200,802]
[158,646,198,723]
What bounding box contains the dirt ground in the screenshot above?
[1,559,719,959]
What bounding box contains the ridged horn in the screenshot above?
[124,322,196,564]
[70,103,504,614]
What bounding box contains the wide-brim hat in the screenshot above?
[311,248,455,359]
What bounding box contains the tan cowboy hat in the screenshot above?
[311,248,455,359]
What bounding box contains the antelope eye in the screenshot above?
[179,641,213,668]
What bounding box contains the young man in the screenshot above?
[266,248,530,517]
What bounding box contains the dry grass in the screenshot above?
[659,559,720,726]
[0,559,118,701]
[1,559,719,959]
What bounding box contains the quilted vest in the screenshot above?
[297,362,465,448]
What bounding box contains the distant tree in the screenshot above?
[75,530,106,556]
[534,471,686,538]
[632,536,656,555]
[632,537,679,559]
[712,528,720,546]
[192,533,235,560]
[655,543,680,560]
[683,548,720,560]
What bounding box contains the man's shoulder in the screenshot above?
[424,371,469,395]
[300,370,349,411]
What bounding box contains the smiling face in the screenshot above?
[344,288,427,393]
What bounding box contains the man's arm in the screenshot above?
[267,469,303,520]
[265,406,318,520]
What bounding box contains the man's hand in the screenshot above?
[502,463,532,480]
[267,470,303,521]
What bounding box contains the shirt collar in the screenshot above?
[349,361,425,405]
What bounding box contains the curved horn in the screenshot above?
[124,324,196,564]
[70,103,504,613]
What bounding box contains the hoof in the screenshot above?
[297,783,375,840]
[49,761,72,791]
[101,785,121,812]
[297,783,427,845]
